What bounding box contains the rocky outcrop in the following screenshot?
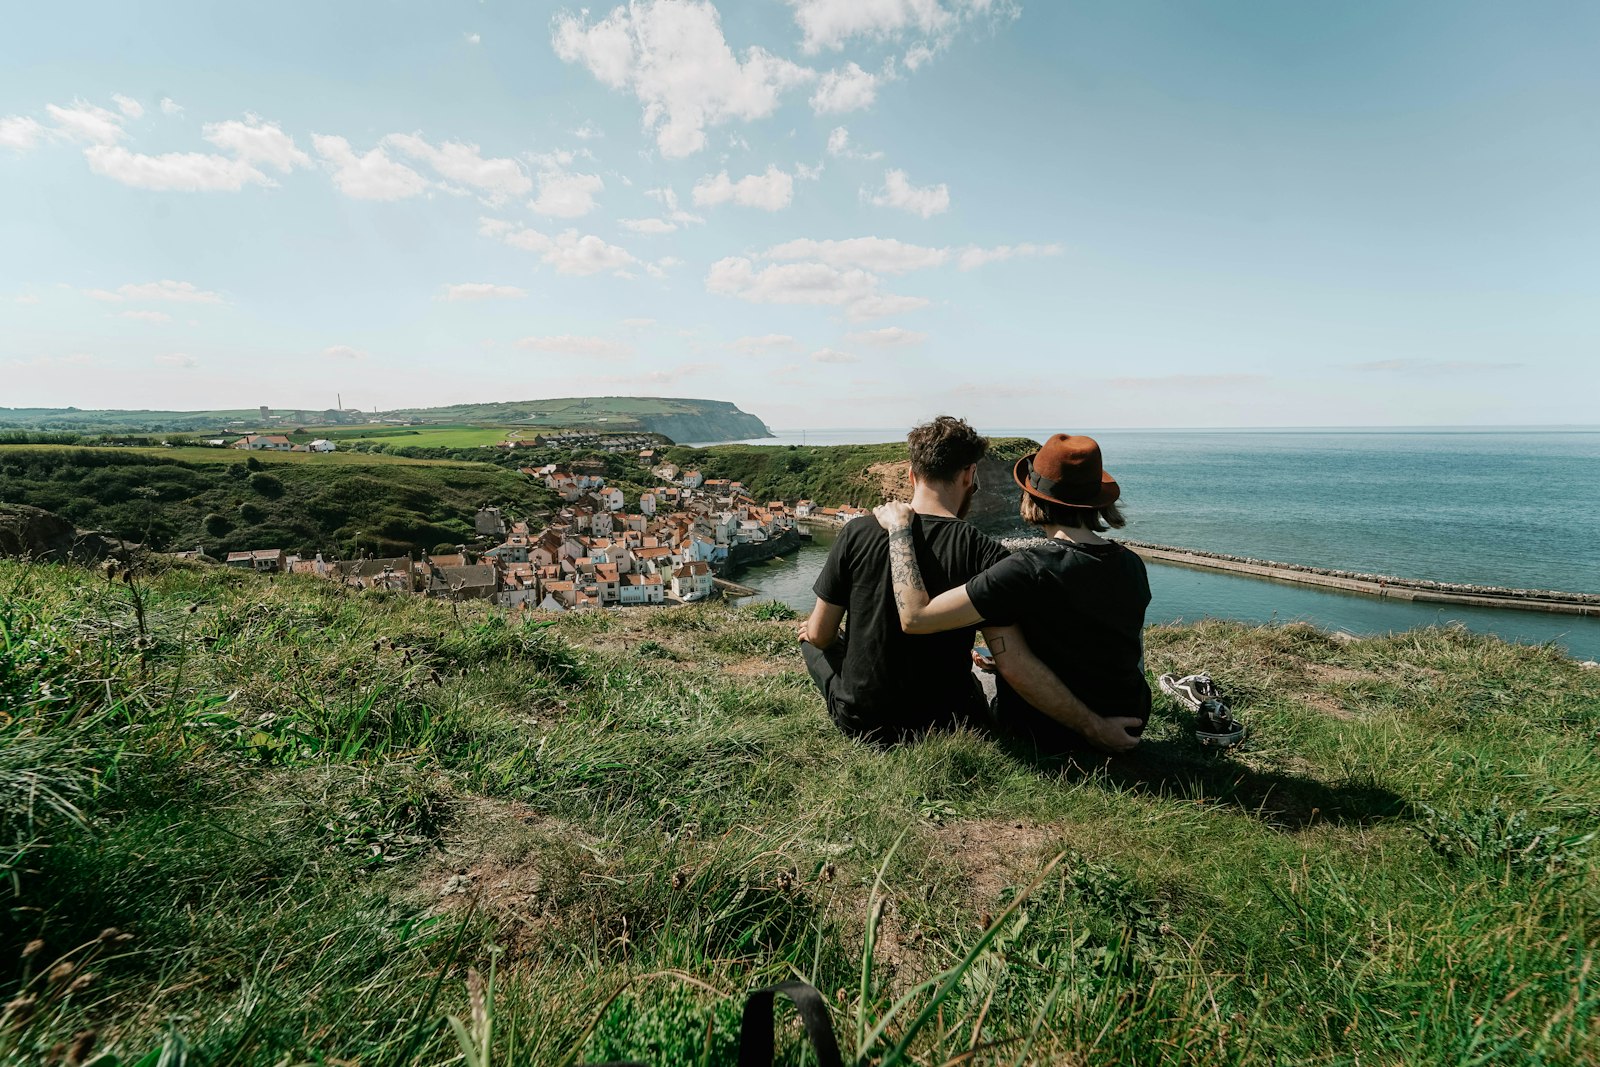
[0,504,135,563]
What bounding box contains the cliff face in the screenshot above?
[0,504,133,562]
[639,401,771,444]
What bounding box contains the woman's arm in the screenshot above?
[872,503,984,634]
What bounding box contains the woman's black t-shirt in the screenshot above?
[965,539,1152,745]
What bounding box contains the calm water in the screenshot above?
[726,429,1600,660]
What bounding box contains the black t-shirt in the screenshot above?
[966,539,1152,744]
[813,514,1008,733]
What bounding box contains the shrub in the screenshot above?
[246,456,263,472]
[238,502,266,524]
[248,472,285,499]
[203,513,232,537]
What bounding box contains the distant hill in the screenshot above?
[0,396,772,443]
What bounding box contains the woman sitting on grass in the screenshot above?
[873,433,1150,754]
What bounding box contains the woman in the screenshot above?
[873,433,1150,754]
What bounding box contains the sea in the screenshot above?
[694,428,1600,661]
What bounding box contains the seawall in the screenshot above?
[723,528,806,574]
[1121,540,1600,617]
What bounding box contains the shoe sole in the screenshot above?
[1196,727,1245,748]
[1158,674,1202,712]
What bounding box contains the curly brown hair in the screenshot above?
[907,416,988,483]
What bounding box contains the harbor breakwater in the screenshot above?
[1119,540,1600,617]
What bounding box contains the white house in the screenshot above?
[309,439,337,452]
[620,572,665,605]
[671,561,714,601]
[231,434,292,451]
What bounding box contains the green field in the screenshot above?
[3,558,1597,1065]
[290,426,522,449]
[0,444,473,467]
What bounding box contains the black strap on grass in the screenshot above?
[737,980,843,1067]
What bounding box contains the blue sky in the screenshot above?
[2,1,1596,429]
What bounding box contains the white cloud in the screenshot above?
[204,116,312,173]
[552,0,814,158]
[84,146,273,191]
[0,116,44,152]
[527,167,604,217]
[45,101,126,145]
[763,237,947,274]
[465,32,481,44]
[619,217,678,234]
[811,347,859,364]
[706,257,927,321]
[573,121,604,140]
[958,242,1063,270]
[866,168,949,218]
[825,125,883,160]
[88,280,224,304]
[153,353,197,368]
[515,334,632,358]
[788,0,1019,55]
[439,283,527,301]
[112,94,144,119]
[385,133,531,202]
[160,98,183,116]
[312,134,431,201]
[846,325,927,347]
[788,0,952,53]
[117,310,173,323]
[809,62,878,114]
[692,165,794,210]
[479,217,641,277]
[795,160,824,181]
[323,345,368,361]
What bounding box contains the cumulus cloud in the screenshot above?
[385,133,531,202]
[788,0,953,53]
[45,101,127,144]
[845,325,926,347]
[439,283,527,301]
[552,0,814,158]
[810,347,859,364]
[731,333,801,353]
[111,94,144,119]
[84,146,273,191]
[153,353,197,368]
[465,32,481,44]
[706,257,928,321]
[573,121,603,140]
[763,237,946,273]
[323,345,368,361]
[619,217,678,234]
[88,280,224,304]
[865,168,949,218]
[203,116,311,172]
[0,116,44,152]
[160,98,183,116]
[515,334,632,358]
[528,167,604,217]
[479,217,641,277]
[692,165,794,210]
[825,125,883,160]
[117,310,173,323]
[312,134,431,200]
[809,62,878,114]
[957,242,1062,270]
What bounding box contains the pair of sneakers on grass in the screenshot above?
[1158,671,1246,748]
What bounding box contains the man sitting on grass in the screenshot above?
[798,416,1136,751]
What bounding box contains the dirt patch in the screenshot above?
[930,819,1056,908]
[723,658,789,678]
[866,460,912,504]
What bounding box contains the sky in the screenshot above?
[2,0,1597,430]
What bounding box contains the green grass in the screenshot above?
[0,444,472,467]
[302,427,525,449]
[2,558,1598,1065]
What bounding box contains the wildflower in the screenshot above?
[97,927,121,943]
[20,939,43,958]
[67,971,96,993]
[47,961,73,984]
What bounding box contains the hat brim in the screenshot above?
[1013,452,1120,509]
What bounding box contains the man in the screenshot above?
[799,416,1138,751]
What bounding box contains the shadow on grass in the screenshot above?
[997,735,1408,830]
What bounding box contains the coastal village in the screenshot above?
[198,447,869,612]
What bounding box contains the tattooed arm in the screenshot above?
[872,503,984,634]
[981,625,1143,753]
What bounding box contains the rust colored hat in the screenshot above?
[1013,434,1120,509]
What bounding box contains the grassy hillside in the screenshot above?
[3,557,1597,1064]
[0,447,552,557]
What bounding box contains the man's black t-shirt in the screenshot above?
[813,514,1008,736]
[966,539,1151,745]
